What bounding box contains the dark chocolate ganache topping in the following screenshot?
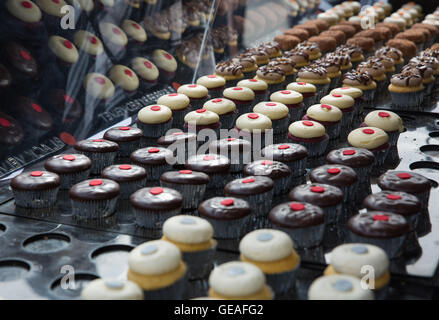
[74,139,119,153]
[209,138,251,153]
[157,132,197,146]
[377,171,431,195]
[104,126,143,142]
[69,178,120,201]
[243,160,292,180]
[288,183,343,207]
[363,191,421,217]
[261,143,308,162]
[269,201,325,228]
[309,164,358,188]
[101,164,147,182]
[0,112,24,146]
[130,187,182,211]
[224,176,274,196]
[160,170,210,185]
[130,147,174,165]
[326,147,375,168]
[185,154,231,173]
[11,170,60,191]
[44,154,92,174]
[348,211,409,238]
[198,197,252,220]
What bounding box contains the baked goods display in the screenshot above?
[2,0,439,302]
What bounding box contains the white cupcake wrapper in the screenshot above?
[142,272,187,300]
[13,188,59,209]
[160,182,206,210]
[79,151,117,175]
[182,245,216,280]
[133,207,181,229]
[346,231,407,259]
[71,197,118,219]
[57,170,91,189]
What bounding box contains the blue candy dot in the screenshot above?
[257,232,273,242]
[333,279,353,292]
[141,244,158,255]
[350,246,368,254]
[227,266,245,277]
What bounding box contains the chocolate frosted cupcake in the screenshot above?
[101,164,147,200]
[185,154,230,190]
[289,183,343,224]
[347,211,409,258]
[302,104,342,141]
[237,79,268,104]
[273,34,301,51]
[342,71,377,103]
[377,47,403,73]
[232,54,258,78]
[177,84,209,110]
[296,66,330,101]
[224,176,274,229]
[196,75,226,99]
[103,126,143,158]
[198,197,252,240]
[320,93,355,135]
[130,187,183,229]
[222,86,255,115]
[356,58,387,98]
[157,131,197,164]
[335,44,364,69]
[44,154,91,190]
[11,170,60,208]
[267,57,297,84]
[0,113,23,152]
[269,201,325,248]
[156,93,190,128]
[74,139,118,174]
[203,98,237,129]
[261,143,307,180]
[270,90,304,121]
[160,170,209,210]
[243,160,291,196]
[254,65,286,93]
[283,49,310,69]
[69,179,120,219]
[288,120,329,158]
[130,147,174,182]
[296,41,322,61]
[11,97,53,136]
[137,104,172,142]
[286,81,316,106]
[214,61,244,88]
[209,138,251,174]
[388,72,424,111]
[2,42,38,89]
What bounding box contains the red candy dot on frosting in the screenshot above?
[63,155,75,161]
[212,98,222,103]
[119,126,130,131]
[278,145,290,150]
[226,138,236,141]
[150,105,161,111]
[144,61,152,68]
[310,186,325,193]
[321,104,332,110]
[386,194,402,200]
[297,82,306,85]
[261,160,273,165]
[281,90,291,94]
[343,149,356,155]
[149,187,163,195]
[63,94,74,104]
[207,75,216,78]
[220,199,234,206]
[20,50,31,61]
[164,53,172,60]
[168,93,178,96]
[63,40,73,49]
[332,93,342,98]
[89,179,102,186]
[302,121,314,126]
[188,84,197,88]
[89,36,98,44]
[265,102,276,106]
[30,171,43,177]
[397,173,411,179]
[203,155,215,161]
[92,139,104,142]
[327,168,341,174]
[31,103,42,113]
[173,132,184,136]
[112,27,121,35]
[119,165,131,170]
[248,79,258,82]
[196,109,206,113]
[124,69,133,77]
[248,113,259,119]
[52,0,60,3]
[0,118,11,127]
[179,170,192,174]
[132,23,140,29]
[362,128,375,135]
[94,77,106,85]
[21,1,32,8]
[242,178,255,183]
[378,111,390,118]
[290,203,305,211]
[372,214,389,221]
[148,148,159,153]
[341,87,350,90]
[233,87,243,90]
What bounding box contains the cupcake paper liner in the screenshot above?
[289,136,329,158]
[287,103,304,122]
[346,230,407,259]
[389,90,423,111]
[302,94,317,108]
[271,116,290,135]
[361,88,376,102]
[285,159,307,178]
[370,147,390,176]
[329,76,341,90]
[274,224,325,249]
[138,119,173,138]
[118,178,148,200]
[386,131,400,148]
[140,163,172,182]
[340,110,355,135]
[142,272,187,300]
[172,109,188,128]
[219,112,238,130]
[189,97,210,110]
[204,215,252,240]
[265,266,299,296]
[207,172,230,190]
[207,87,224,99]
[116,140,142,158]
[352,166,373,205]
[423,81,435,96]
[322,203,343,225]
[78,151,117,175]
[272,176,292,196]
[57,170,91,190]
[13,188,59,209]
[182,245,216,280]
[253,92,270,105]
[314,83,330,101]
[160,182,207,210]
[133,207,181,229]
[235,190,274,230]
[71,197,118,220]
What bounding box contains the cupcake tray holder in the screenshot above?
[2,95,439,299]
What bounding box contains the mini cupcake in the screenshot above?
[388,72,424,111]
[130,57,158,91]
[102,127,143,159]
[81,279,143,300]
[108,65,139,99]
[2,42,38,89]
[267,57,297,84]
[403,61,435,96]
[330,86,363,124]
[261,143,308,179]
[234,113,273,151]
[184,109,221,139]
[308,274,374,300]
[130,187,183,229]
[177,84,209,110]
[270,90,304,121]
[253,101,290,137]
[127,240,187,299]
[240,48,270,66]
[363,191,421,230]
[324,244,389,298]
[222,86,255,115]
[335,44,365,69]
[3,0,43,36]
[208,261,273,300]
[286,81,316,106]
[342,71,377,102]
[258,42,282,58]
[347,211,410,258]
[232,54,258,78]
[209,138,251,174]
[224,176,274,229]
[239,229,300,296]
[296,66,330,101]
[362,110,404,152]
[254,65,286,94]
[196,75,226,99]
[325,52,352,75]
[289,183,343,224]
[288,120,329,158]
[137,104,172,143]
[130,147,174,181]
[160,170,209,210]
[243,160,291,196]
[202,98,237,130]
[11,170,60,208]
[81,73,115,111]
[47,35,79,76]
[296,41,322,61]
[185,154,230,191]
[121,19,147,57]
[314,58,342,90]
[99,22,128,59]
[44,154,91,190]
[73,30,105,65]
[156,131,197,164]
[356,58,387,98]
[269,201,325,248]
[35,0,68,34]
[151,49,177,83]
[69,179,120,219]
[410,55,439,92]
[73,139,119,174]
[320,93,355,135]
[237,79,269,104]
[214,61,244,88]
[156,93,190,128]
[282,49,310,69]
[198,197,252,240]
[101,164,147,200]
[302,104,342,141]
[377,171,432,213]
[346,38,375,59]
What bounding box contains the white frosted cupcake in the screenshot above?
[320,93,355,135]
[81,72,115,110]
[108,64,139,98]
[152,49,177,82]
[308,275,374,300]
[239,229,300,296]
[184,109,221,138]
[99,22,128,58]
[237,78,269,104]
[208,261,273,300]
[253,101,290,136]
[157,93,190,127]
[302,104,342,140]
[270,90,304,121]
[234,113,273,151]
[130,57,159,91]
[137,104,172,141]
[362,110,404,148]
[197,74,226,98]
[330,86,363,125]
[203,98,237,129]
[286,81,317,107]
[223,86,255,115]
[288,120,329,158]
[177,83,209,109]
[81,279,143,300]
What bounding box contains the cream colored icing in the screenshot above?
[330,87,363,99]
[235,113,272,132]
[36,0,67,17]
[197,75,226,89]
[122,19,147,42]
[364,110,404,132]
[138,104,172,124]
[203,98,236,115]
[184,109,219,125]
[81,279,143,300]
[320,93,355,110]
[73,30,104,56]
[306,104,342,122]
[162,215,214,244]
[347,127,389,150]
[286,82,316,93]
[177,84,208,98]
[108,65,139,92]
[237,79,268,91]
[288,120,326,138]
[48,35,79,64]
[130,57,159,81]
[253,101,289,120]
[157,93,190,111]
[152,49,177,72]
[99,22,128,46]
[223,86,255,101]
[308,275,374,300]
[270,90,303,104]
[83,73,115,100]
[6,0,41,23]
